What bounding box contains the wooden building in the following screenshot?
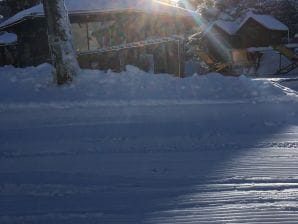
[236,14,289,48]
[201,13,289,64]
[0,0,196,76]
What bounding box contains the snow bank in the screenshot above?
[0,64,291,107]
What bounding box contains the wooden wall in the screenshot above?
[78,40,185,76]
[237,18,288,48]
[2,12,191,76]
[202,18,288,63]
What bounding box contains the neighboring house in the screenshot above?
[201,12,289,63]
[0,0,196,76]
[236,14,289,48]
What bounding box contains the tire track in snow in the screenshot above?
[0,104,298,223]
[1,142,298,224]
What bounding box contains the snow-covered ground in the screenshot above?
[1,64,298,223]
[256,51,298,76]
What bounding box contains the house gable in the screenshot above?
[238,14,288,32]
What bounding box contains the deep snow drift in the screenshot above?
[0,63,294,106]
[0,65,298,224]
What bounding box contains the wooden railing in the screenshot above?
[78,35,184,56]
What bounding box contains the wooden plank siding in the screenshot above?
[237,18,288,48]
[1,11,193,76]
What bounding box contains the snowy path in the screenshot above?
[0,102,298,223]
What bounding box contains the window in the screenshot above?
[71,20,127,52]
[71,23,88,52]
[88,21,116,49]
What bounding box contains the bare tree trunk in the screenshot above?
[43,0,79,85]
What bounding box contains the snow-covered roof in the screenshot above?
[0,0,192,29]
[214,20,238,35]
[204,7,220,17]
[0,31,17,45]
[238,13,289,31]
[205,12,288,36]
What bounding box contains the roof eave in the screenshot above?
[0,8,193,30]
[0,42,18,46]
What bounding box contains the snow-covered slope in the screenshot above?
[0,64,298,224]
